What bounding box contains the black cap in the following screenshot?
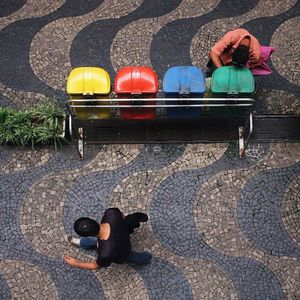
[74,217,100,237]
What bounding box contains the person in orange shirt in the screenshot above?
[206,28,262,76]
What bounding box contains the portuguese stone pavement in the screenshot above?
[0,1,299,299]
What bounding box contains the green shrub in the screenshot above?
[1,110,32,147]
[32,101,65,122]
[0,107,9,124]
[0,101,66,150]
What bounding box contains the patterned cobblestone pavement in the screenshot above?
[0,1,300,299]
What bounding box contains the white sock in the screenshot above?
[71,237,80,246]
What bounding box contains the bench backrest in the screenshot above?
[67,67,111,120]
[114,66,158,120]
[163,66,206,117]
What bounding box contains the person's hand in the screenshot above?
[63,255,99,270]
[63,255,77,267]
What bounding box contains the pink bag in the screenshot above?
[248,46,276,75]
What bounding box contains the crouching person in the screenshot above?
[206,28,262,76]
[63,207,152,270]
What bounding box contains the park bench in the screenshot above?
[66,66,255,159]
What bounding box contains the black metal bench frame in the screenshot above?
[67,97,255,159]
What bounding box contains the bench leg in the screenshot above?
[239,112,253,158]
[77,127,84,160]
[238,126,245,158]
[68,114,84,160]
[68,114,73,138]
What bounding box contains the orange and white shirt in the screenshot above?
[211,29,262,67]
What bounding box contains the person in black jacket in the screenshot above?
[63,208,152,270]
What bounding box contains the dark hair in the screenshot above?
[232,45,249,67]
[74,217,100,237]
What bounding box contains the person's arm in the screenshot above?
[246,36,262,68]
[64,255,99,270]
[208,50,223,68]
[247,47,262,68]
[209,30,235,68]
[248,48,262,68]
